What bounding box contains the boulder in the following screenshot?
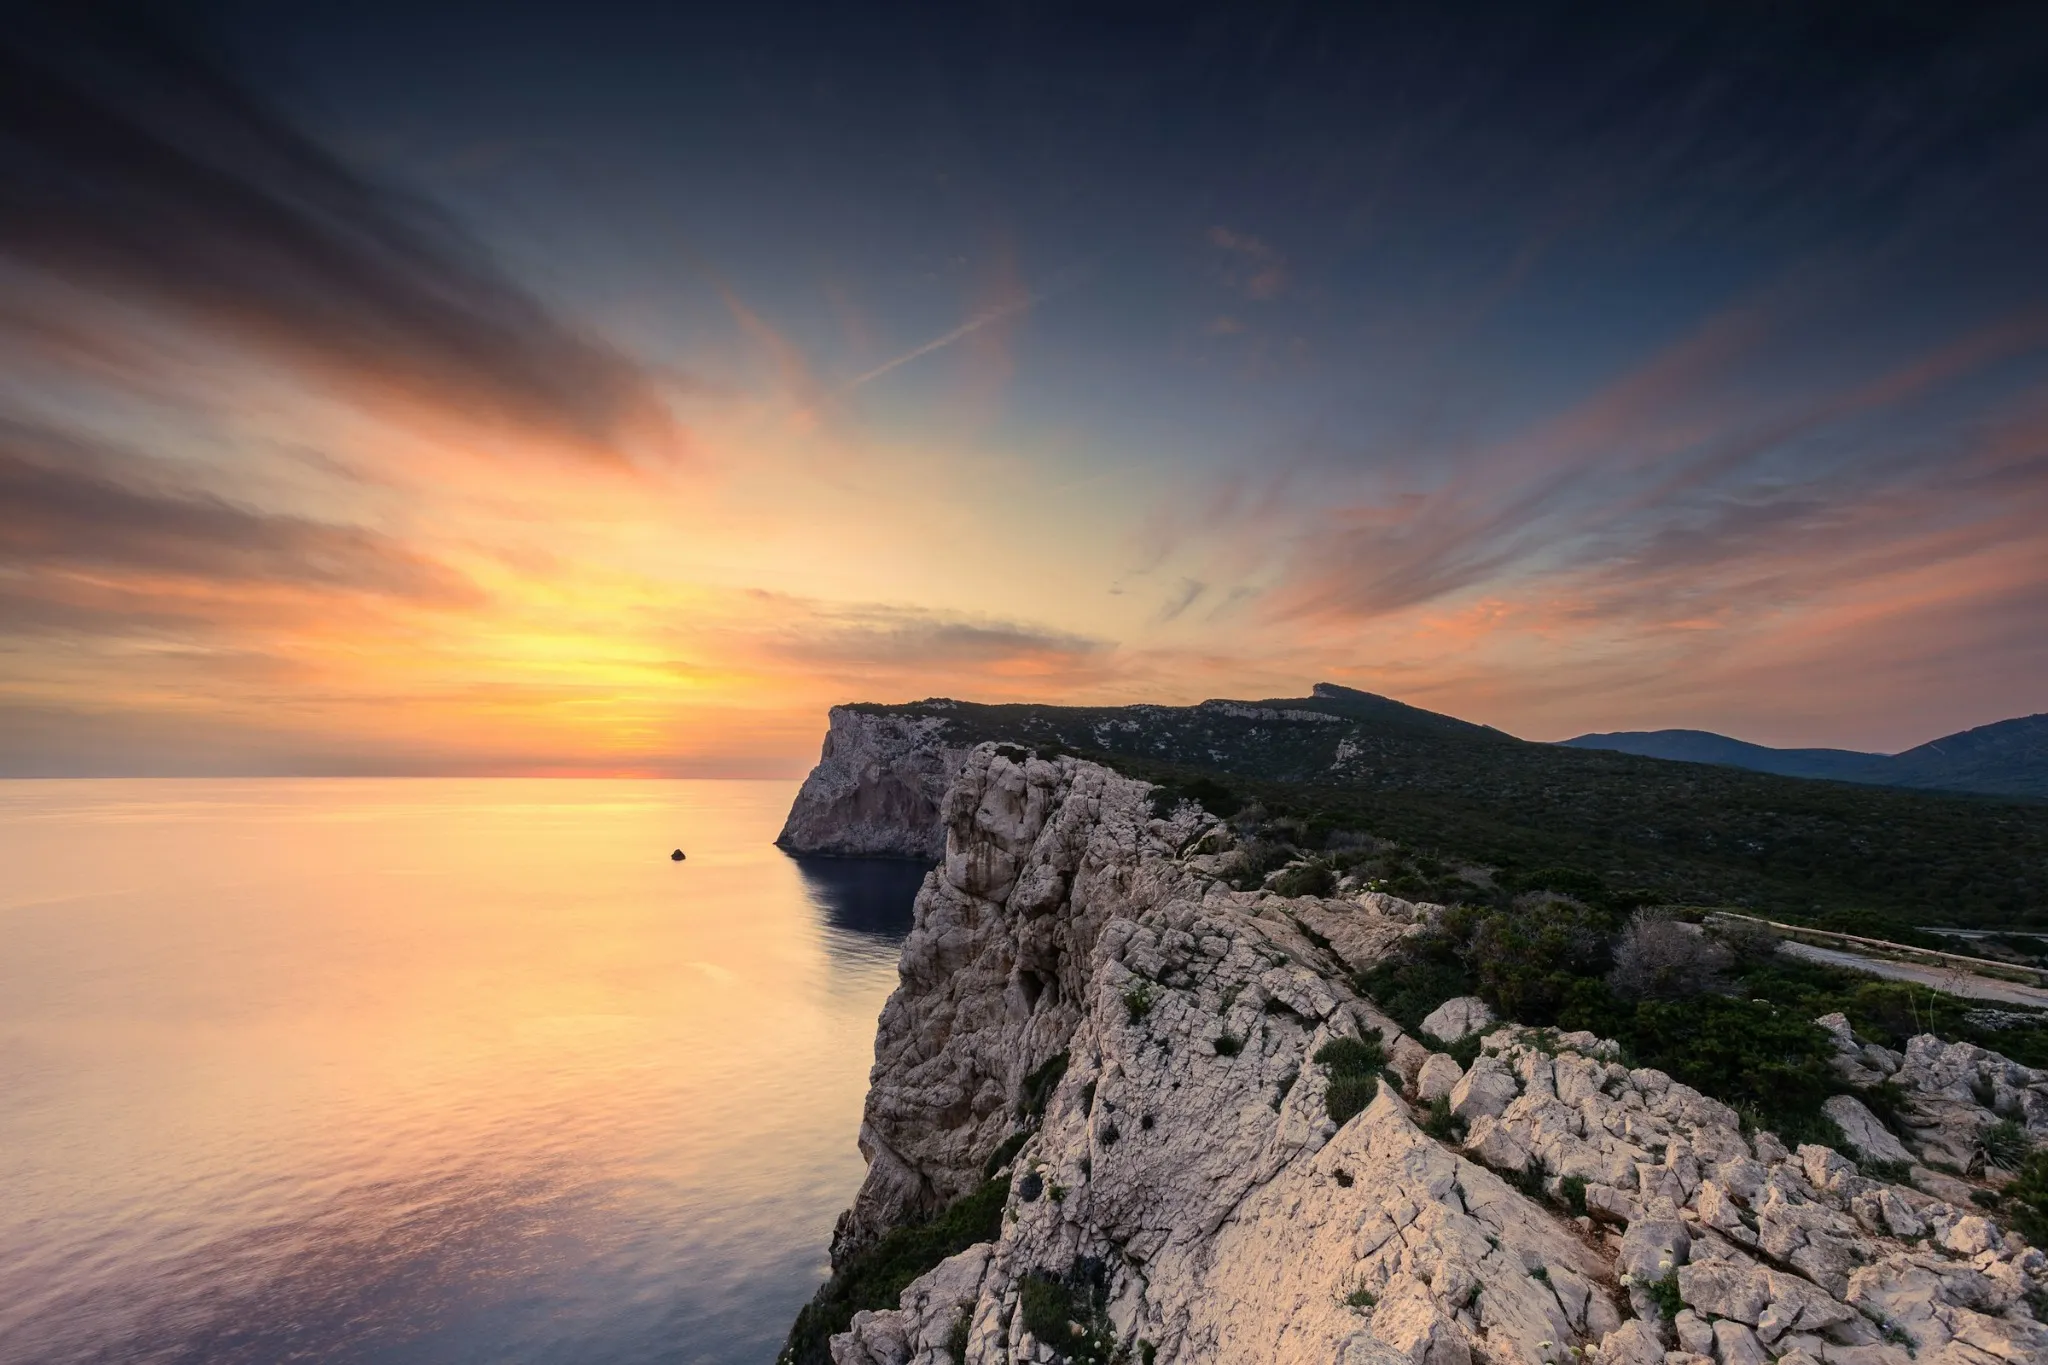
[1711,1320,1768,1365]
[1822,1095,1911,1167]
[1420,996,1494,1043]
[1417,1052,1464,1103]
[1597,1320,1665,1365]
[1449,1056,1520,1121]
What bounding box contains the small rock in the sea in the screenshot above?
[670,849,686,861]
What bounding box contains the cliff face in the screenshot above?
[777,707,972,860]
[805,745,2048,1365]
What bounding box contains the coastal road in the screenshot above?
[1779,940,2048,1009]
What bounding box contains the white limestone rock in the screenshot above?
[1822,1096,1912,1167]
[778,706,971,859]
[795,741,2048,1365]
[1417,1053,1464,1103]
[1420,997,1494,1043]
[1450,1056,1520,1122]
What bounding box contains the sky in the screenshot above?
[3,1,2047,776]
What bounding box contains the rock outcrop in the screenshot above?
[806,745,2048,1365]
[777,707,972,860]
[1815,1012,2048,1173]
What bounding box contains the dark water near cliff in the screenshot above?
[0,780,922,1365]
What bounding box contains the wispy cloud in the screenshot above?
[736,593,1108,676]
[0,420,476,609]
[1207,227,1289,301]
[0,13,683,463]
[838,291,1040,392]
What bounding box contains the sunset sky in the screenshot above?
[4,2,2047,776]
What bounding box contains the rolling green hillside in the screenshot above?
[855,684,2048,929]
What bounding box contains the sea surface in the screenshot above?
[0,779,923,1365]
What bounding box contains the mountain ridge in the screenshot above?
[1564,711,2048,799]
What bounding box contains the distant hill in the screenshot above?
[847,683,2048,929]
[1563,712,2048,799]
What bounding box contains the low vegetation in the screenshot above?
[2008,1147,2048,1244]
[1315,1033,1386,1124]
[1016,1259,1122,1363]
[1358,885,2048,1139]
[1019,1052,1071,1119]
[780,1179,1006,1365]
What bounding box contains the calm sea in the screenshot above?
[0,779,923,1365]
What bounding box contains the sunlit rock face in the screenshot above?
[812,745,2048,1365]
[777,708,970,860]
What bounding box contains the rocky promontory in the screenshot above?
[782,742,2048,1365]
[777,706,971,860]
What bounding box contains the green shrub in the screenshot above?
[1643,1270,1684,1321]
[1345,1285,1378,1309]
[1559,990,1839,1140]
[1982,1119,2033,1170]
[1015,1260,1120,1363]
[1018,1052,1070,1119]
[1325,1073,1379,1124]
[1124,980,1156,1023]
[1559,1174,1588,1218]
[944,1304,972,1362]
[1707,918,1784,972]
[1227,839,1295,891]
[1018,1272,1072,1343]
[1421,1095,1466,1142]
[1470,896,1617,1024]
[1316,1033,1386,1125]
[982,1131,1030,1179]
[1315,1034,1386,1073]
[1444,1032,1486,1068]
[1351,930,1474,1035]
[1507,1160,1547,1199]
[2007,1153,2048,1231]
[1214,1032,1243,1057]
[1273,862,1337,897]
[780,1179,1007,1365]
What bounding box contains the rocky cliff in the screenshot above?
[793,745,2048,1365]
[777,707,972,860]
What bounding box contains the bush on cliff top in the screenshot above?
[780,1178,1007,1365]
[1315,1032,1386,1125]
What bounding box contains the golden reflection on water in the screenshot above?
[0,779,919,1365]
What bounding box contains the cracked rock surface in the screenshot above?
[810,748,2048,1365]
